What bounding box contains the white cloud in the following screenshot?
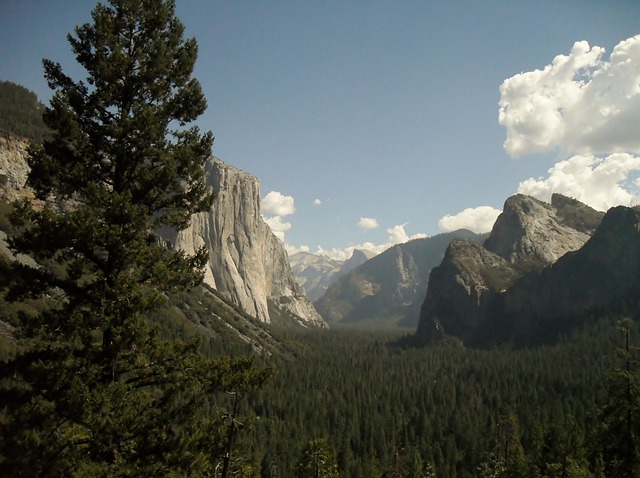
[499,35,640,157]
[313,198,322,206]
[385,223,410,243]
[263,216,292,241]
[518,153,640,210]
[261,191,296,243]
[438,206,501,233]
[261,191,295,216]
[285,243,310,256]
[357,217,379,230]
[313,223,427,261]
[316,242,385,262]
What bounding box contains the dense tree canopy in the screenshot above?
[0,81,49,142]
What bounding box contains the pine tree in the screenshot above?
[0,1,271,475]
[593,318,640,478]
[296,439,339,478]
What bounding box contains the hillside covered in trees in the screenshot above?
[243,320,639,477]
[0,81,49,142]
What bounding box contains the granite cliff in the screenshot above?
[414,194,611,346]
[0,133,324,328]
[488,205,640,345]
[161,157,325,327]
[0,135,31,202]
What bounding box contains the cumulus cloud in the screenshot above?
[385,223,427,243]
[261,191,295,216]
[518,153,640,210]
[357,217,379,230]
[261,191,297,243]
[313,198,322,206]
[438,206,501,233]
[499,35,640,157]
[263,216,292,241]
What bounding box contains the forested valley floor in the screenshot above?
[229,318,631,477]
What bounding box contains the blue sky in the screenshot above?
[2,1,640,260]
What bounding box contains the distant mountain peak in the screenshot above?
[289,248,375,303]
[314,230,485,329]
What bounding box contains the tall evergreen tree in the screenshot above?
[296,439,339,478]
[593,318,640,478]
[0,1,271,475]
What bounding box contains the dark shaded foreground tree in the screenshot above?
[0,0,272,476]
[592,318,640,477]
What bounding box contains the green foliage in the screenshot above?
[479,262,518,291]
[553,194,604,234]
[0,81,49,142]
[591,318,640,477]
[297,439,339,478]
[244,320,620,477]
[0,1,270,475]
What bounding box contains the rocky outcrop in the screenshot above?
[289,249,374,302]
[161,158,325,327]
[490,205,640,345]
[483,194,596,265]
[0,135,31,201]
[414,239,516,345]
[414,194,610,347]
[315,230,484,328]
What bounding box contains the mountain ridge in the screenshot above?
[315,230,486,328]
[411,193,638,347]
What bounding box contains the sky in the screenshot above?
[1,1,640,261]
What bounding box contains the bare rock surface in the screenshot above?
[162,158,325,326]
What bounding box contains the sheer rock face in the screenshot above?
[414,240,516,345]
[415,194,607,347]
[483,194,593,265]
[0,133,324,327]
[0,136,31,201]
[496,205,640,345]
[162,158,325,327]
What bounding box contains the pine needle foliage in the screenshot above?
[0,1,272,476]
